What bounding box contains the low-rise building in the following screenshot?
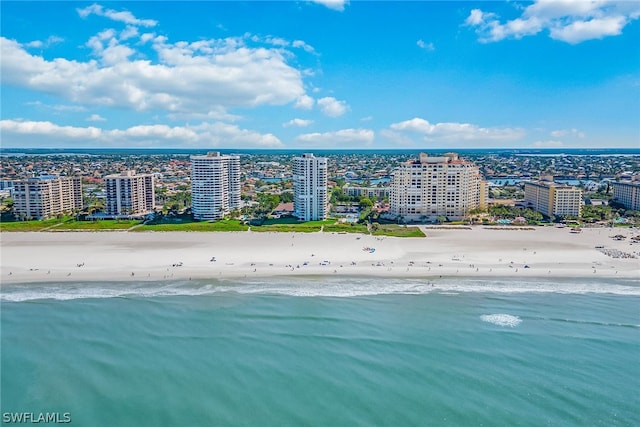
[343,185,390,200]
[273,202,294,217]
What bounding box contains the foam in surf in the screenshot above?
[481,314,522,327]
[1,277,639,302]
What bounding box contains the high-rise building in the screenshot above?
[190,152,240,221]
[524,180,583,218]
[104,170,155,217]
[12,175,82,220]
[390,153,487,222]
[611,181,640,211]
[293,153,328,221]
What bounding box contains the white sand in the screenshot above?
[1,227,638,284]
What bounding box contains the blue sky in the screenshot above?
[1,1,639,149]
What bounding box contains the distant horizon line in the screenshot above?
[2,147,639,152]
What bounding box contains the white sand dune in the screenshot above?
[1,227,638,284]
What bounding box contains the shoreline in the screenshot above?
[1,227,638,285]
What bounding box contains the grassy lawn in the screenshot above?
[613,222,634,228]
[134,219,249,232]
[55,220,142,230]
[323,223,370,234]
[258,217,302,225]
[257,217,335,226]
[0,218,64,232]
[250,224,323,233]
[372,224,426,238]
[250,218,336,233]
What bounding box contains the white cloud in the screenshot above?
[296,128,374,147]
[550,16,627,44]
[417,39,435,51]
[390,118,434,133]
[295,95,315,110]
[26,101,86,113]
[120,26,139,41]
[86,30,136,65]
[388,117,525,143]
[283,118,314,128]
[25,40,43,48]
[1,120,103,140]
[247,33,317,55]
[87,114,106,122]
[466,1,640,44]
[139,33,155,44]
[77,4,158,27]
[25,36,63,49]
[550,128,585,138]
[317,97,349,117]
[52,104,86,113]
[264,36,288,47]
[292,40,316,53]
[0,30,308,117]
[0,119,283,148]
[195,122,283,148]
[310,0,349,12]
[24,101,87,114]
[466,9,489,26]
[167,108,242,122]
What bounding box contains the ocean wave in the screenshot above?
[1,277,639,302]
[481,314,522,327]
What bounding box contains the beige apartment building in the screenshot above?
[611,181,640,211]
[343,185,390,200]
[524,180,583,218]
[105,170,155,217]
[13,175,82,220]
[390,153,487,222]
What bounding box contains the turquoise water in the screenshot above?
[2,277,639,426]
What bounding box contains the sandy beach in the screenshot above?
[1,227,638,284]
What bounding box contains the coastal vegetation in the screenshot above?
[249,218,333,233]
[0,213,429,238]
[323,223,370,234]
[0,218,65,232]
[372,224,425,238]
[0,217,141,231]
[485,206,544,224]
[134,219,249,232]
[55,219,140,230]
[250,224,322,233]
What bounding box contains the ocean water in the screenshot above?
[2,277,639,426]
